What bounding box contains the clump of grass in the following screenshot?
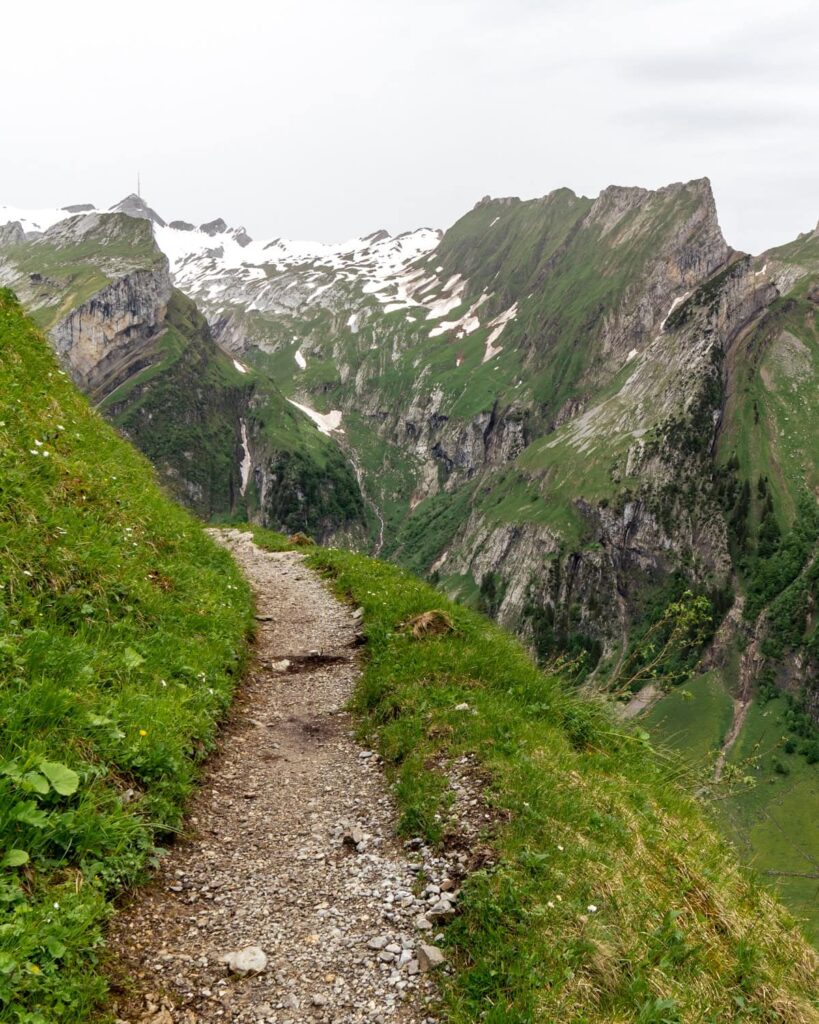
[307,545,819,1023]
[0,289,252,1022]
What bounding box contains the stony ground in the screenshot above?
[108,529,457,1024]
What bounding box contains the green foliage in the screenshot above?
[612,589,714,695]
[306,543,818,1022]
[253,444,365,540]
[0,289,252,1021]
[745,493,814,622]
[642,673,734,769]
[477,571,506,618]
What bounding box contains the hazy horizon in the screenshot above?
[2,0,816,254]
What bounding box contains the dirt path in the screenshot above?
[108,529,446,1024]
[618,683,661,720]
[713,634,760,783]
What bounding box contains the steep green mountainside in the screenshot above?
[0,288,252,1020]
[0,213,366,541]
[190,185,816,707]
[198,180,741,650]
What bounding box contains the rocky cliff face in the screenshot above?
[50,267,172,399]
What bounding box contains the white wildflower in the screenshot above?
[587,904,598,913]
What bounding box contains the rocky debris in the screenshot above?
[287,531,315,546]
[417,945,446,972]
[342,824,366,850]
[200,217,228,236]
[220,946,268,976]
[0,221,25,245]
[109,193,167,227]
[169,220,195,231]
[107,529,456,1023]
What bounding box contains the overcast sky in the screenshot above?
[2,0,816,252]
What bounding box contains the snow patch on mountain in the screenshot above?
[0,204,97,235]
[482,303,518,363]
[288,400,343,436]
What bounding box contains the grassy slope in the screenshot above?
[632,674,819,946]
[642,672,735,767]
[718,696,819,944]
[0,290,252,1022]
[719,285,818,528]
[249,528,818,1023]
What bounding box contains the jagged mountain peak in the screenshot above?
[109,193,167,227]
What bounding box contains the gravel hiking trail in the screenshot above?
[108,529,447,1024]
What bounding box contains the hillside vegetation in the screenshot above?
[0,290,252,1022]
[249,529,819,1024]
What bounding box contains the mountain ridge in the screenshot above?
[1,175,818,942]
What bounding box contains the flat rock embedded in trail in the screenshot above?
[108,529,444,1023]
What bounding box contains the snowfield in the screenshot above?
[288,400,343,436]
[0,198,521,358]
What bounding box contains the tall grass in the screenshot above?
[0,290,252,1022]
[291,539,819,1023]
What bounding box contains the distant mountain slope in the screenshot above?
[2,187,816,701]
[0,207,366,541]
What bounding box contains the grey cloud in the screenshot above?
[625,54,776,85]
